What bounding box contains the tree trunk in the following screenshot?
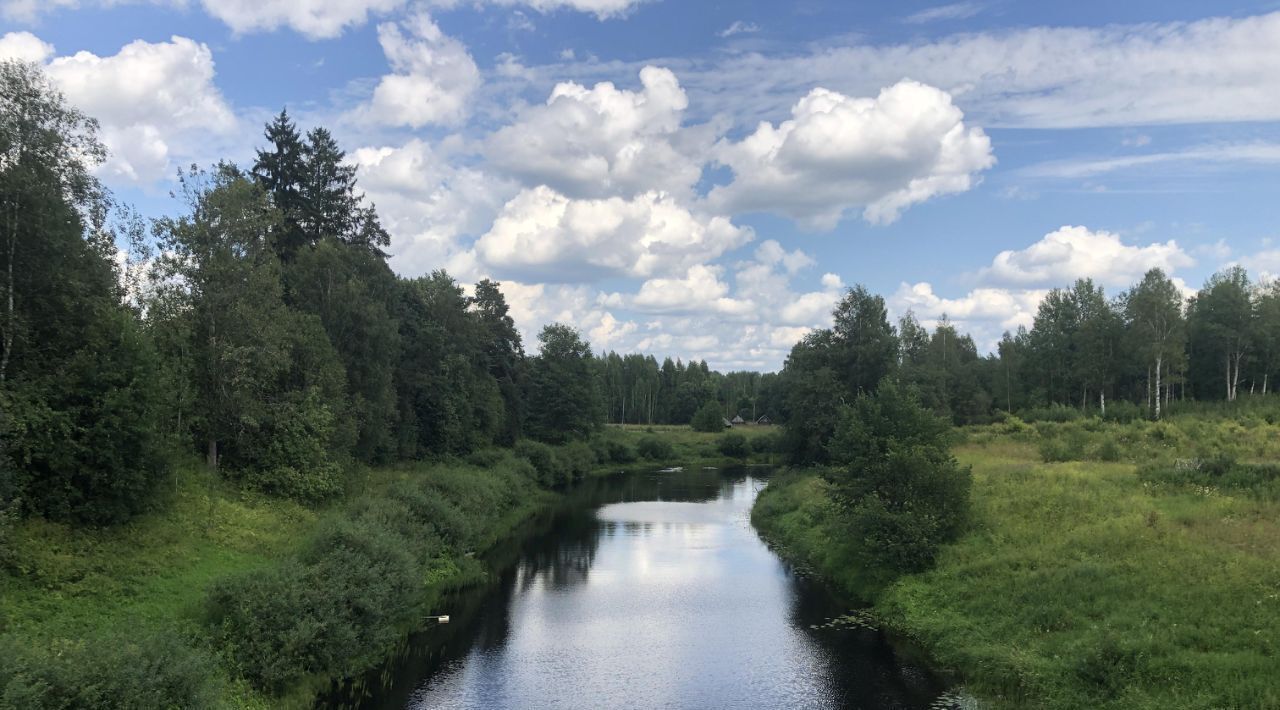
[1146,365,1152,413]
[1265,372,1269,395]
[1,208,15,385]
[1155,355,1162,419]
[206,437,218,470]
[1227,354,1234,402]
[1100,390,1106,418]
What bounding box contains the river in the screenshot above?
[322,467,951,709]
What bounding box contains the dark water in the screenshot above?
[323,467,949,709]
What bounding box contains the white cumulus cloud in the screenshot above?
[486,66,703,199]
[0,31,53,62]
[3,34,238,183]
[350,138,518,278]
[474,186,752,281]
[363,12,480,127]
[978,225,1194,289]
[709,80,994,229]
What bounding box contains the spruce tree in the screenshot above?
[252,109,306,259]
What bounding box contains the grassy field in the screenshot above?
[754,418,1280,709]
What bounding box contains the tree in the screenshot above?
[1070,279,1122,414]
[1188,267,1253,401]
[394,272,502,456]
[152,166,349,498]
[0,61,167,523]
[251,109,306,259]
[525,324,602,442]
[825,380,971,576]
[286,238,400,462]
[830,286,899,396]
[1122,268,1185,418]
[690,401,725,433]
[780,286,899,463]
[472,279,526,444]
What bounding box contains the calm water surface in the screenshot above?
[325,467,948,709]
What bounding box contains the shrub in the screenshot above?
[249,462,343,504]
[1039,426,1090,462]
[751,432,782,455]
[1138,455,1280,500]
[514,439,557,486]
[1018,404,1083,423]
[0,630,221,709]
[384,481,473,547]
[556,441,597,484]
[1094,436,1122,462]
[690,402,726,433]
[465,448,508,468]
[1101,399,1145,423]
[604,439,637,464]
[636,436,674,461]
[825,381,972,576]
[999,412,1034,435]
[718,433,750,458]
[208,517,420,691]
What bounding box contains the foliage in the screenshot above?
[824,380,972,576]
[205,458,540,694]
[781,287,900,463]
[636,436,675,461]
[0,61,169,524]
[750,431,782,455]
[717,432,750,458]
[690,401,725,433]
[525,323,604,443]
[757,430,1280,709]
[0,630,222,709]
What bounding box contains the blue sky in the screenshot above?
[4,0,1280,370]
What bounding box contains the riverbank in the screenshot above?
[752,421,1280,709]
[0,426,773,708]
[1,453,554,708]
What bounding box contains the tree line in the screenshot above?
[780,269,1280,463]
[598,353,783,426]
[0,62,615,526]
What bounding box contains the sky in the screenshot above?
[4,0,1280,371]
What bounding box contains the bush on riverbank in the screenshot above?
[0,629,222,709]
[755,428,1280,709]
[206,455,542,695]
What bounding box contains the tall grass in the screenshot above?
[755,425,1280,708]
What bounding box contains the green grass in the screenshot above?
[0,464,316,642]
[604,423,782,467]
[0,456,552,709]
[1,424,764,708]
[754,425,1280,709]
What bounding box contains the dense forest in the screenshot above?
[6,54,1280,520]
[776,269,1280,462]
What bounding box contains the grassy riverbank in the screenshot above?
[1,453,553,708]
[0,425,769,708]
[753,417,1280,709]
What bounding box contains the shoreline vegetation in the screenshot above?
[753,408,1280,709]
[0,426,779,709]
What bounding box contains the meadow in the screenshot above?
[754,413,1280,709]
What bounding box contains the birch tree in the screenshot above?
[1122,269,1185,418]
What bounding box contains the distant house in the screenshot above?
[722,417,733,428]
[755,415,772,425]
[731,415,745,425]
